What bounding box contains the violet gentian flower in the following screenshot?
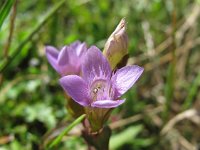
[59,46,143,108]
[45,41,87,76]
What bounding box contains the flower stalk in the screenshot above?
[82,125,111,150]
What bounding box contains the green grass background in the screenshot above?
[0,0,200,149]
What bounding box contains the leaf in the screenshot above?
[0,0,15,29]
[182,71,200,110]
[110,125,143,149]
[163,63,175,119]
[48,114,86,148]
[132,138,154,147]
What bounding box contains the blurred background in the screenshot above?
[0,0,200,149]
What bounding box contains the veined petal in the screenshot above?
[70,41,87,56]
[57,46,69,66]
[91,99,125,108]
[68,43,87,64]
[59,75,90,106]
[112,65,144,97]
[46,46,59,72]
[82,46,112,82]
[76,42,87,56]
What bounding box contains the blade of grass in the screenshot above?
[48,114,86,149]
[0,0,66,73]
[182,71,200,110]
[3,0,17,58]
[163,0,177,121]
[163,64,175,120]
[110,125,143,149]
[0,0,15,29]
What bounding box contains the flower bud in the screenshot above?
[103,18,128,69]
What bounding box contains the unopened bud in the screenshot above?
[103,18,128,69]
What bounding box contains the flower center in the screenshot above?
[90,79,112,101]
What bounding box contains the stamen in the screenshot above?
[90,79,112,101]
[93,88,98,94]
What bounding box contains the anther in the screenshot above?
[93,88,98,94]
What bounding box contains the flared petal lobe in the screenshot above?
[82,46,112,82]
[59,75,90,106]
[112,65,144,97]
[91,99,125,108]
[45,46,59,73]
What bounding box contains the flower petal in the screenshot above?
[57,46,69,66]
[82,46,111,82]
[112,65,144,97]
[70,40,81,49]
[76,42,87,56]
[59,75,90,106]
[45,46,59,72]
[91,99,125,108]
[69,41,87,56]
[68,42,87,63]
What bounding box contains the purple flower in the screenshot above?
[59,46,143,108]
[45,41,87,76]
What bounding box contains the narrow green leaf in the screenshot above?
[48,114,86,148]
[0,0,15,29]
[110,125,143,149]
[182,71,200,110]
[131,138,154,147]
[163,63,175,120]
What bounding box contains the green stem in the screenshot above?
[82,126,111,150]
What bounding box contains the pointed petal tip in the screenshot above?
[45,45,58,55]
[57,46,69,66]
[132,65,144,77]
[45,45,60,73]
